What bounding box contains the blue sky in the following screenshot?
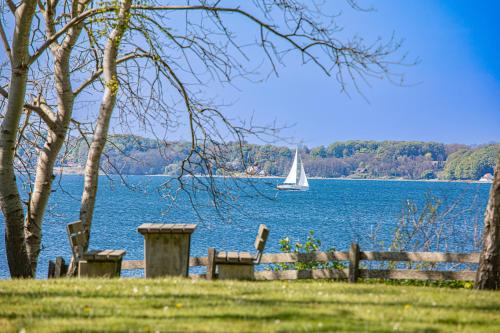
[205,0,500,147]
[2,1,498,147]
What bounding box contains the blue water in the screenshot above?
[0,176,491,278]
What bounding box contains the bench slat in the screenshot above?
[239,252,254,263]
[227,252,239,263]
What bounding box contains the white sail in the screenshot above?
[298,159,309,187]
[283,149,298,184]
[277,147,309,191]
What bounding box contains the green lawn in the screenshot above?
[0,278,499,332]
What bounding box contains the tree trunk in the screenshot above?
[25,1,89,275]
[0,1,37,278]
[24,55,74,274]
[79,0,132,250]
[475,149,500,289]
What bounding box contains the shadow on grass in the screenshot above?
[1,288,500,314]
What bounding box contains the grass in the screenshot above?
[0,278,499,332]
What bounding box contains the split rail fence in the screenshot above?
[122,243,480,282]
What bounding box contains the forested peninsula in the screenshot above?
[58,135,498,181]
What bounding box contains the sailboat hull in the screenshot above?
[276,184,309,191]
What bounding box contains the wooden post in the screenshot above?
[348,243,360,283]
[54,257,65,278]
[207,247,217,280]
[48,260,55,279]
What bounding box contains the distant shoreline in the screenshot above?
[54,167,492,184]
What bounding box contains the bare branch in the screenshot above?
[29,6,116,64]
[0,86,57,129]
[73,52,148,96]
[0,21,12,63]
[6,0,16,13]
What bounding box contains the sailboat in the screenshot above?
[277,148,309,191]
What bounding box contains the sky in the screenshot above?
[1,1,499,147]
[197,0,500,147]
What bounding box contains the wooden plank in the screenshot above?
[359,269,477,281]
[207,248,217,280]
[67,221,83,234]
[254,268,349,281]
[239,252,254,263]
[108,250,126,259]
[70,233,85,248]
[218,264,254,280]
[258,251,478,264]
[227,252,239,263]
[54,257,64,278]
[259,251,349,264]
[78,260,121,278]
[255,269,300,280]
[61,261,68,276]
[311,268,349,280]
[169,224,184,233]
[122,260,144,270]
[137,223,155,234]
[254,224,270,251]
[159,224,172,232]
[189,257,208,267]
[348,243,360,283]
[147,224,164,233]
[216,251,228,262]
[86,249,125,261]
[48,260,55,279]
[360,251,480,263]
[254,268,476,281]
[96,249,115,260]
[138,223,196,234]
[184,224,197,232]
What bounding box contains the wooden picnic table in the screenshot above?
[138,223,197,278]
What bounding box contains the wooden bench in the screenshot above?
[207,224,269,280]
[67,221,126,278]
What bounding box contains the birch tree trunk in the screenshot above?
[0,0,37,278]
[25,0,90,275]
[79,0,132,250]
[475,149,500,289]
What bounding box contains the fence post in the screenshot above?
[348,243,360,283]
[207,247,217,280]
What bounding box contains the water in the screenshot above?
[0,176,491,278]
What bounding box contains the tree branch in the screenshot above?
[0,21,12,63]
[6,0,16,13]
[29,6,116,64]
[73,52,147,96]
[0,86,57,130]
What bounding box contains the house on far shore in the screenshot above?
[479,173,494,183]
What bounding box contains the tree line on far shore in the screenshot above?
[62,136,498,181]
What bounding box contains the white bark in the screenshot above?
[79,0,132,249]
[0,0,37,278]
[25,0,91,275]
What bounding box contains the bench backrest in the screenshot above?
[67,221,85,262]
[254,224,270,263]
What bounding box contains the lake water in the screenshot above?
[0,176,491,278]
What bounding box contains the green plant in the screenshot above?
[271,230,346,271]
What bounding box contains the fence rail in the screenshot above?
[121,244,480,282]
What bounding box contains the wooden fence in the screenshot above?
[122,243,480,282]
